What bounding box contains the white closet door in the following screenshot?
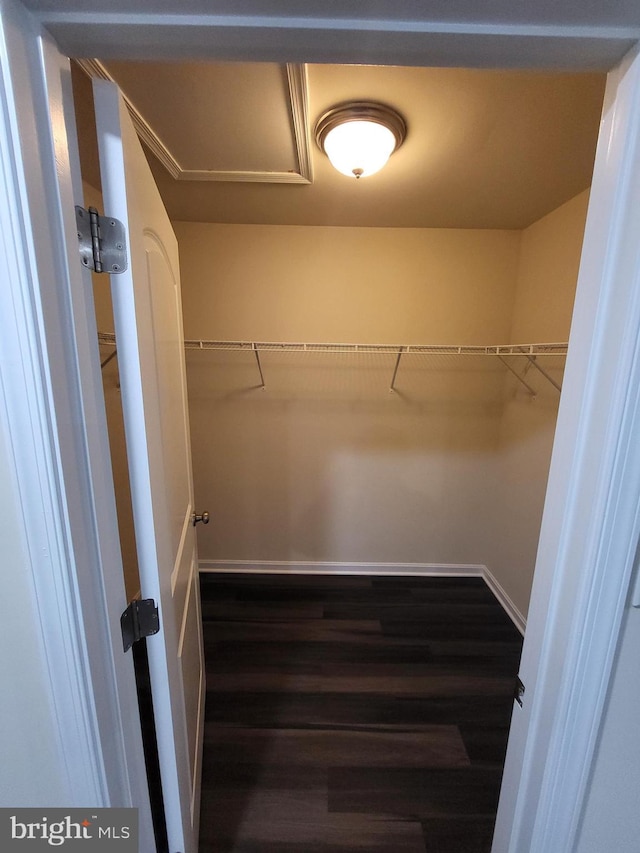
[93,78,205,853]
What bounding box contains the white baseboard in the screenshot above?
[199,560,527,636]
[199,559,527,634]
[198,559,484,578]
[482,566,527,635]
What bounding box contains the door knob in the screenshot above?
[192,511,210,526]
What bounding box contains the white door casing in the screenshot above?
[492,42,640,852]
[0,0,153,833]
[93,79,205,853]
[2,3,640,851]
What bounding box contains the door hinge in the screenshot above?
[75,205,128,274]
[121,599,160,653]
[514,675,525,707]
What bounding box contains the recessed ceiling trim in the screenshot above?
[176,168,310,184]
[286,63,314,184]
[76,58,313,185]
[76,58,182,178]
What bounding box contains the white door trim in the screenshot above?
[27,5,639,71]
[2,2,640,850]
[492,41,640,852]
[0,0,107,804]
[0,0,153,834]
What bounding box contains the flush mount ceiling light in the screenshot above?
[314,101,407,179]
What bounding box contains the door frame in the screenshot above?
[0,0,154,839]
[2,1,640,850]
[492,43,640,851]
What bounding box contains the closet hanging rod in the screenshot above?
[179,338,569,356]
[98,333,567,356]
[97,333,566,392]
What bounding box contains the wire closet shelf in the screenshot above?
[97,333,567,395]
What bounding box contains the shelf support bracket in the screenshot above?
[100,347,117,370]
[253,345,265,389]
[497,355,537,398]
[521,351,562,392]
[390,348,405,392]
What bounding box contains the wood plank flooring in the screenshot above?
[198,574,523,853]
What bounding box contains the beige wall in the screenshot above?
[0,415,69,804]
[90,193,587,614]
[487,190,590,617]
[176,222,522,567]
[178,224,519,344]
[509,190,589,345]
[575,602,640,851]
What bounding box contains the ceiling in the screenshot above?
[72,59,605,230]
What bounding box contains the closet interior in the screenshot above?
[75,58,604,629]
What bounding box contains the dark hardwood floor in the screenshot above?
[198,574,523,853]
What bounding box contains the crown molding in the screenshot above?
[286,62,314,184]
[75,58,313,184]
[76,58,182,178]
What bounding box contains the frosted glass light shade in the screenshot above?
[315,102,406,179]
[323,120,397,178]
